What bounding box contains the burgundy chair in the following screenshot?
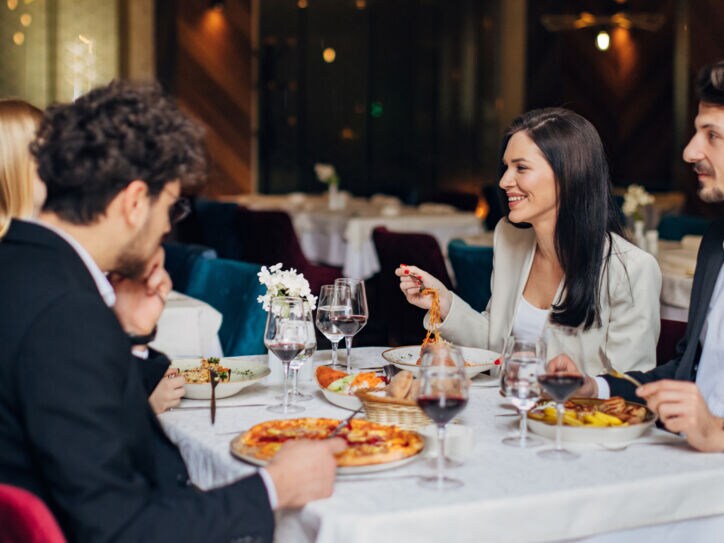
[656,318,688,367]
[236,208,341,295]
[0,484,66,543]
[372,227,454,346]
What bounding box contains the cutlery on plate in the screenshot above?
[173,403,269,411]
[328,407,363,438]
[598,346,643,388]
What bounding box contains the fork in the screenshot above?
[209,368,219,425]
[598,346,643,388]
[328,407,363,438]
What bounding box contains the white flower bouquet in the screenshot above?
[622,184,654,222]
[314,163,340,186]
[257,263,317,311]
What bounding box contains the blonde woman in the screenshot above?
[0,99,45,238]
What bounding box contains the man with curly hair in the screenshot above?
[0,80,344,542]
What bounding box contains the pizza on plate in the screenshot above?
[231,417,424,467]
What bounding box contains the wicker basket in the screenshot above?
[356,391,431,430]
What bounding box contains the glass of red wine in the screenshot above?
[333,278,368,373]
[265,297,309,414]
[537,325,586,460]
[416,343,469,490]
[501,336,545,448]
[315,285,351,369]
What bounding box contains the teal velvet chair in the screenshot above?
[447,239,493,312]
[658,214,711,241]
[185,258,267,356]
[163,242,217,294]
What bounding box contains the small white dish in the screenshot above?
[381,346,499,379]
[418,424,474,463]
[319,386,362,411]
[171,357,270,400]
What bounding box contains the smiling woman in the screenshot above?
[397,107,662,375]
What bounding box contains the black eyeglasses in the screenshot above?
[160,187,191,225]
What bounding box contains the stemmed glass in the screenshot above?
[265,297,309,414]
[289,302,316,402]
[333,278,368,373]
[537,324,585,460]
[315,284,351,369]
[416,343,469,490]
[501,336,545,448]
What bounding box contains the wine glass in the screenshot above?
[289,302,316,402]
[416,343,469,490]
[333,278,368,373]
[315,284,351,369]
[537,324,585,460]
[501,336,545,448]
[265,297,309,414]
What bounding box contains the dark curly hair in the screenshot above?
[697,60,724,106]
[31,80,206,224]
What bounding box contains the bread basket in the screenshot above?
[355,390,432,430]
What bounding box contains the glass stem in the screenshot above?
[436,424,446,489]
[555,401,564,451]
[520,410,528,444]
[291,365,300,401]
[282,362,290,413]
[331,341,339,368]
[345,336,352,373]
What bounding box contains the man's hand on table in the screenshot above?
[637,380,724,453]
[265,439,347,509]
[545,355,598,398]
[111,247,172,338]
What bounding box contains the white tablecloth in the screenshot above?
[159,348,724,543]
[225,194,484,279]
[151,291,224,358]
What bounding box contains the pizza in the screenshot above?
[231,417,424,467]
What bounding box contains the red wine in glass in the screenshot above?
[330,314,368,336]
[417,396,468,425]
[268,342,305,364]
[538,374,584,402]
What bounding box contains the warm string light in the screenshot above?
[596,30,610,51]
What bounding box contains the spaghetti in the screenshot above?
[421,288,441,352]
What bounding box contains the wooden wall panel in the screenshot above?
[158,0,255,196]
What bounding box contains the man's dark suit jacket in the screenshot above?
[604,218,724,400]
[0,221,274,543]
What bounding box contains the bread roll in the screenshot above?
[405,379,421,401]
[386,370,413,399]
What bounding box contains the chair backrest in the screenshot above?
[447,239,493,312]
[0,484,66,543]
[372,227,453,346]
[237,208,310,271]
[162,242,217,294]
[657,318,688,367]
[193,198,246,260]
[658,214,711,241]
[185,258,267,356]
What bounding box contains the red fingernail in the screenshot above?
[494,358,501,365]
[404,270,409,274]
[400,263,407,267]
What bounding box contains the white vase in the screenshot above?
[633,220,646,250]
[328,183,341,210]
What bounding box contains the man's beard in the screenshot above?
[699,185,724,203]
[112,227,160,279]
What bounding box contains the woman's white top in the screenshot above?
[511,297,550,341]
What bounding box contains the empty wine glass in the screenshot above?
[265,297,309,414]
[537,324,585,460]
[289,302,316,402]
[416,343,469,490]
[333,278,368,373]
[501,336,545,448]
[315,284,351,369]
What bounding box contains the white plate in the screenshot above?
[320,386,362,411]
[527,400,657,444]
[171,357,271,400]
[230,437,423,474]
[381,346,500,379]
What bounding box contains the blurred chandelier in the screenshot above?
[541,11,666,33]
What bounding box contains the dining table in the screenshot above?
[159,347,724,543]
[223,193,484,279]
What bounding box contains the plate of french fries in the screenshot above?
[527,397,657,444]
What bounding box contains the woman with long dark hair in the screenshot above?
[397,108,660,373]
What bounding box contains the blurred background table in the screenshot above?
[151,291,224,358]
